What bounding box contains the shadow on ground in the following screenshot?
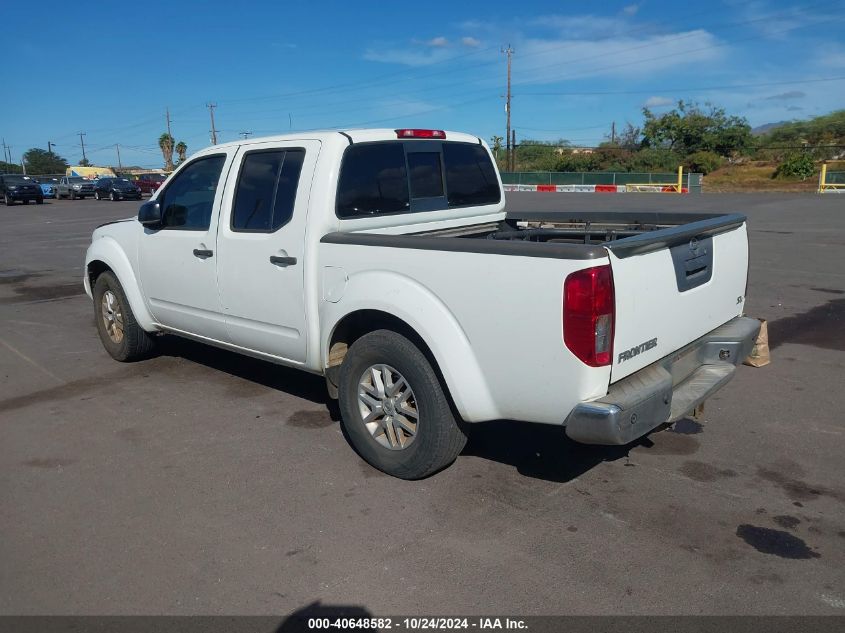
[157,335,656,483]
[462,419,635,483]
[157,336,340,419]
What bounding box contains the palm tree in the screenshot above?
[158,133,175,171]
[490,135,503,159]
[175,141,187,165]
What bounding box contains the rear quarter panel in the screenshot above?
[319,242,612,424]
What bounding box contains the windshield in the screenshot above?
[68,177,86,183]
[116,178,131,184]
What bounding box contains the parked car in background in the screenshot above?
[94,177,142,201]
[133,173,167,196]
[1,174,44,205]
[56,176,95,199]
[38,179,58,199]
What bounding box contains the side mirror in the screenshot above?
[138,200,162,226]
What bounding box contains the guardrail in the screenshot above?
[818,164,845,193]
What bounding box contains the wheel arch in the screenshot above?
[322,299,499,423]
[85,239,157,332]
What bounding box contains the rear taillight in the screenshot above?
[563,265,615,367]
[395,129,446,139]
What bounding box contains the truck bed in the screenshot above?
[323,211,746,261]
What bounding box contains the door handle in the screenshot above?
[193,248,213,258]
[270,255,297,266]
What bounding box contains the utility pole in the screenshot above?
[78,132,87,163]
[166,106,172,138]
[239,131,252,140]
[511,130,516,172]
[501,45,514,172]
[2,138,9,165]
[207,103,218,145]
[48,141,55,156]
[611,121,616,145]
[115,144,123,171]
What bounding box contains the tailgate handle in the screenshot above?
[670,237,713,292]
[685,256,708,278]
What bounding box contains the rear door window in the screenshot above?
[231,149,305,232]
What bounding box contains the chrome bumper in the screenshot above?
[564,316,761,445]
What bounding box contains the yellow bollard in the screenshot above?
[819,163,828,193]
[677,165,684,193]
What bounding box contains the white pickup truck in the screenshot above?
[84,128,759,479]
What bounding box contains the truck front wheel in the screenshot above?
[92,271,156,362]
[338,329,466,479]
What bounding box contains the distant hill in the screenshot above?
[752,121,788,136]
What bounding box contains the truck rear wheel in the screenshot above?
[92,271,156,362]
[338,329,466,479]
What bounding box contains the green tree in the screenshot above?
[490,135,503,159]
[22,148,69,174]
[0,161,22,174]
[175,141,188,164]
[159,133,175,171]
[685,150,723,175]
[79,158,91,166]
[773,153,815,180]
[642,101,752,157]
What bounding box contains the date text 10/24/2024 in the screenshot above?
[306,617,528,630]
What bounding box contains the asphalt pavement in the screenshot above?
[1,192,843,615]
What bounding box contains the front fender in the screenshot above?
[85,236,157,332]
[321,269,499,422]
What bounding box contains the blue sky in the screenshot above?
[3,0,844,169]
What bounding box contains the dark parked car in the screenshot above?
[94,177,142,201]
[133,173,167,195]
[0,175,44,205]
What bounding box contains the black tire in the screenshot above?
[22,199,29,205]
[36,197,43,205]
[4,194,13,206]
[70,191,76,200]
[94,191,100,200]
[109,191,116,201]
[338,329,466,479]
[92,271,156,362]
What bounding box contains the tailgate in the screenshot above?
[607,214,748,383]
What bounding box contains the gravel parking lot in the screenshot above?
[1,193,843,615]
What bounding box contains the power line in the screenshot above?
[518,75,845,96]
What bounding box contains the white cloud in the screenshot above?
[363,45,456,67]
[644,96,673,108]
[461,36,481,47]
[514,29,725,84]
[622,3,640,16]
[427,36,449,47]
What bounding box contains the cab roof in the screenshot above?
[205,128,483,150]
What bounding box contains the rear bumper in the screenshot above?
[564,316,761,445]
